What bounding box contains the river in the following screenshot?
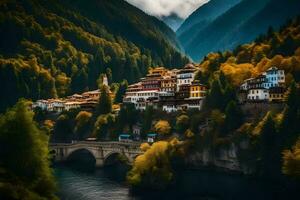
[54,163,298,200]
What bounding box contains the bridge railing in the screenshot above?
[49,141,142,149]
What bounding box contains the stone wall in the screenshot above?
[240,102,285,121]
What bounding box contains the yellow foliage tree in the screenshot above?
[140,143,151,152]
[154,120,171,136]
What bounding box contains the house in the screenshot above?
[189,81,207,99]
[64,101,81,111]
[132,124,142,140]
[33,100,49,110]
[263,67,285,89]
[269,87,286,102]
[239,67,286,103]
[161,76,176,93]
[177,84,191,99]
[247,88,269,101]
[176,64,197,91]
[82,90,100,100]
[51,99,65,112]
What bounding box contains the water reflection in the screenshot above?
[54,155,298,200]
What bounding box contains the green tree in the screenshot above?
[206,80,223,110]
[259,113,281,178]
[74,111,92,140]
[141,106,154,138]
[0,100,57,200]
[115,80,128,103]
[93,114,116,140]
[175,115,190,135]
[280,82,300,148]
[53,114,74,142]
[96,85,112,115]
[224,101,243,136]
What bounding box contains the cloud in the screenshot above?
[126,0,209,19]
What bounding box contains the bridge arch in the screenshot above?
[103,151,130,166]
[66,148,97,165]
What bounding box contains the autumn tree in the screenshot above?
[154,120,171,137]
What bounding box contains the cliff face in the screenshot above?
[185,142,254,174]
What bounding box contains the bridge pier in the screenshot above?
[95,158,105,168]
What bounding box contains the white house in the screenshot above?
[262,67,285,89]
[247,88,269,101]
[176,64,197,91]
[64,101,81,111]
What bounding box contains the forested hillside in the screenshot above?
[0,0,189,112]
[182,0,300,61]
[177,0,241,47]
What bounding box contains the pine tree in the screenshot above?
[115,80,128,103]
[280,82,300,147]
[224,101,243,136]
[96,85,112,115]
[206,80,223,110]
[260,113,281,178]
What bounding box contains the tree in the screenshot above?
[96,85,112,115]
[206,80,223,110]
[280,82,300,147]
[282,138,300,179]
[74,111,92,140]
[184,129,194,139]
[141,106,154,138]
[0,100,57,200]
[140,143,151,152]
[154,120,171,137]
[53,114,74,142]
[259,113,281,178]
[115,80,128,103]
[93,114,116,140]
[224,101,243,136]
[175,115,190,134]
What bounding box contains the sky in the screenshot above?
[125,0,209,19]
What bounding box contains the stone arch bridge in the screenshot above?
[50,141,142,167]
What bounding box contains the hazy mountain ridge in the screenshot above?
[177,0,242,46]
[180,0,300,61]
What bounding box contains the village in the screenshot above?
[33,64,287,115]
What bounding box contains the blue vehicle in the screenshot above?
[118,134,132,142]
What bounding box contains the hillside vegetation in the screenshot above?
[0,0,188,112]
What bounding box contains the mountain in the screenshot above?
[161,14,184,31]
[177,0,242,46]
[182,0,300,61]
[0,0,189,112]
